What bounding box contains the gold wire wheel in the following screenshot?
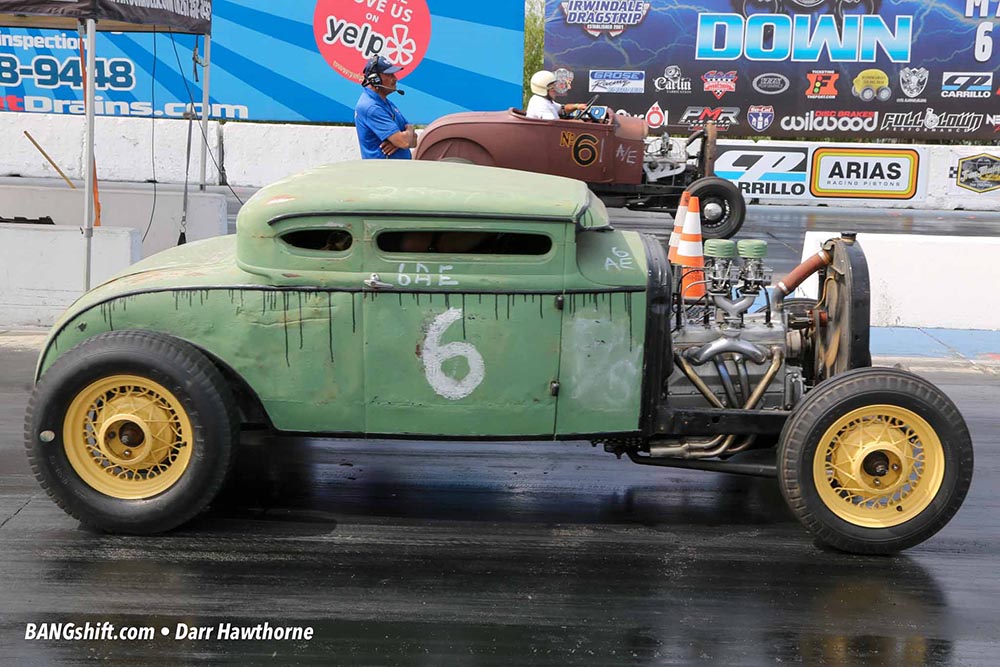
[813,405,945,528]
[63,375,194,500]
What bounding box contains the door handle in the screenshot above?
[364,273,393,290]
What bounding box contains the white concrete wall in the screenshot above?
[3,111,997,210]
[5,113,220,184]
[0,223,140,327]
[796,231,1000,330]
[0,184,226,258]
[223,122,361,187]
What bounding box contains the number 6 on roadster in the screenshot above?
[25,161,971,553]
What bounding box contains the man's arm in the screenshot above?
[385,124,416,149]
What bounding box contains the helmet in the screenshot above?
[362,55,403,87]
[530,70,557,96]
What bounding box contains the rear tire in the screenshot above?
[778,367,973,554]
[688,176,746,239]
[25,330,239,534]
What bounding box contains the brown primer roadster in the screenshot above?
[415,105,746,239]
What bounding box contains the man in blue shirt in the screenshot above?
[355,56,416,159]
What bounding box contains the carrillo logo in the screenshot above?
[752,73,789,95]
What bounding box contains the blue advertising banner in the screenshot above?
[545,1,1000,140]
[0,0,524,123]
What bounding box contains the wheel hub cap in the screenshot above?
[813,405,945,528]
[702,201,724,222]
[63,375,193,500]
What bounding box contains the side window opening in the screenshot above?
[377,231,552,255]
[281,229,353,252]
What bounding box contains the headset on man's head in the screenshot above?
[363,56,384,88]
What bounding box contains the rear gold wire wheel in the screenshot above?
[63,375,193,500]
[812,405,944,528]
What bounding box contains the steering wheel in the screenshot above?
[578,94,600,121]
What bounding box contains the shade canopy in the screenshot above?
[0,0,211,34]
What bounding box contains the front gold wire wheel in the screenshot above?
[812,405,944,529]
[63,375,194,500]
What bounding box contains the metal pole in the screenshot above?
[83,19,97,291]
[199,35,211,191]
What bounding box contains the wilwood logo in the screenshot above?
[313,0,431,82]
[679,106,739,130]
[810,147,921,199]
[715,146,808,197]
[941,72,993,98]
[560,0,651,37]
[780,111,878,133]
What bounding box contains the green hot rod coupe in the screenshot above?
[25,161,972,554]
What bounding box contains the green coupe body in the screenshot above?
[37,161,655,439]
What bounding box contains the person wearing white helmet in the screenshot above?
[526,70,587,120]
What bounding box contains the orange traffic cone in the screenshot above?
[667,190,690,264]
[677,196,706,301]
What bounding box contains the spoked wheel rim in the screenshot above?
[63,375,193,499]
[813,405,945,528]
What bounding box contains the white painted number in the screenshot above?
[975,22,994,62]
[605,246,635,271]
[423,309,484,400]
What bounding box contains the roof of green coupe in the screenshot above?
[238,160,597,225]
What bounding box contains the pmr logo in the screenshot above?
[747,105,774,133]
[560,0,651,38]
[806,71,839,99]
[956,153,1000,193]
[679,106,740,130]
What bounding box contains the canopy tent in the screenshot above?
[0,0,213,289]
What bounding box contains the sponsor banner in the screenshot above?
[810,147,924,200]
[716,145,809,199]
[589,69,644,93]
[947,151,1000,196]
[545,0,1000,139]
[0,1,524,122]
[0,0,212,34]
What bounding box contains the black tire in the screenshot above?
[24,330,239,534]
[778,367,973,554]
[688,176,746,240]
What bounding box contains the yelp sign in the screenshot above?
[314,0,431,83]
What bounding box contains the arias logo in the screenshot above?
[314,0,431,83]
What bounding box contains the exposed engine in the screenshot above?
[660,238,814,459]
[642,135,692,182]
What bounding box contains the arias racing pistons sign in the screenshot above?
[314,0,431,82]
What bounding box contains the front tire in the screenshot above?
[688,176,746,239]
[778,367,973,554]
[24,330,238,534]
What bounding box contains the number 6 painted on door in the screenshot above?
[423,308,485,400]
